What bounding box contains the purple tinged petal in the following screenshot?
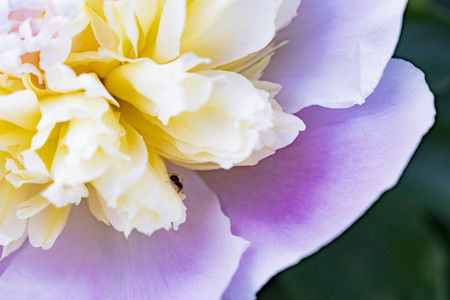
[0,170,249,300]
[264,0,408,113]
[201,59,435,299]
[0,247,16,276]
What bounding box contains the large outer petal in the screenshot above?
[264,0,408,113]
[0,170,249,300]
[0,247,18,276]
[201,59,435,299]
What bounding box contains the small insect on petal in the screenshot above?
[169,174,183,193]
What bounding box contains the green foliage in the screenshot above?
[258,0,450,298]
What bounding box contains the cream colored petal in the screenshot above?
[87,139,185,237]
[22,130,59,177]
[45,64,118,106]
[238,109,304,166]
[59,108,124,164]
[0,74,24,94]
[0,127,34,154]
[219,42,286,80]
[104,53,213,125]
[28,94,112,174]
[37,93,110,131]
[90,196,135,238]
[0,226,27,260]
[92,120,148,206]
[86,184,109,225]
[51,146,111,187]
[238,55,273,80]
[85,5,121,51]
[28,203,71,250]
[85,0,106,18]
[118,166,164,220]
[48,112,124,187]
[103,0,137,57]
[152,0,186,63]
[0,90,40,131]
[0,180,27,246]
[238,81,304,165]
[5,157,52,188]
[97,152,186,237]
[66,49,121,78]
[17,192,50,220]
[181,0,277,69]
[159,70,273,169]
[5,143,52,190]
[41,183,88,208]
[134,0,158,43]
[88,182,133,236]
[0,155,7,181]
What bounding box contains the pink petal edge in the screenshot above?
[0,169,249,300]
[202,59,435,299]
[264,0,408,113]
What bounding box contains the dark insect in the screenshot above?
[169,174,183,193]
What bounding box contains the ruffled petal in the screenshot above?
[104,53,213,125]
[0,169,249,300]
[264,0,407,113]
[201,59,435,299]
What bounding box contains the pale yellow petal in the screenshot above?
[86,184,109,225]
[86,5,121,51]
[0,180,27,246]
[103,0,137,57]
[181,0,277,68]
[28,204,71,250]
[104,53,213,125]
[158,70,273,169]
[0,227,27,260]
[45,64,118,106]
[5,156,52,188]
[0,155,7,181]
[152,0,186,63]
[37,93,110,131]
[41,183,88,208]
[134,0,158,45]
[66,49,121,78]
[92,120,148,206]
[0,90,40,131]
[16,192,50,220]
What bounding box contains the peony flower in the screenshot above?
[0,0,435,299]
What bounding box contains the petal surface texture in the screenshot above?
[0,170,249,300]
[264,0,408,113]
[201,59,435,299]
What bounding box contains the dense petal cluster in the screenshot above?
[0,0,435,299]
[0,0,304,257]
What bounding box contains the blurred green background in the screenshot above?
[258,0,450,299]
